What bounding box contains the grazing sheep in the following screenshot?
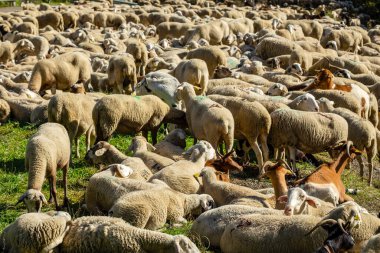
[109,187,214,230]
[18,123,70,212]
[149,140,215,194]
[85,141,153,181]
[186,46,227,78]
[0,211,71,253]
[200,167,271,208]
[28,52,92,95]
[128,136,175,171]
[92,94,185,144]
[107,54,137,94]
[177,83,234,153]
[48,93,96,158]
[269,109,348,175]
[171,59,209,95]
[60,216,201,253]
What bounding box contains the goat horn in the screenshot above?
[278,159,293,172]
[305,219,337,236]
[337,218,349,234]
[262,160,275,172]
[346,140,353,157]
[223,149,235,159]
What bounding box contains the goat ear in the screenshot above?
[95,148,107,157]
[278,195,288,203]
[306,197,321,208]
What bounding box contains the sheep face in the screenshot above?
[267,83,288,96]
[17,189,47,213]
[294,94,320,112]
[198,194,215,212]
[214,66,232,79]
[266,57,280,69]
[171,235,201,253]
[183,140,216,162]
[333,69,351,79]
[326,40,338,51]
[85,141,112,165]
[19,39,35,52]
[279,187,321,216]
[287,63,303,75]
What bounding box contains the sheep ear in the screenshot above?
[146,142,156,152]
[193,173,200,178]
[306,196,321,208]
[21,40,25,46]
[278,195,288,203]
[95,148,107,157]
[115,164,133,178]
[16,192,27,205]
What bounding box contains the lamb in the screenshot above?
[107,54,137,94]
[0,39,35,64]
[18,123,70,212]
[269,109,348,175]
[28,52,92,95]
[267,83,289,96]
[318,97,377,186]
[199,167,271,208]
[208,94,270,172]
[11,33,50,60]
[85,141,153,181]
[62,11,78,29]
[148,140,215,194]
[255,37,303,60]
[190,205,283,248]
[176,83,234,153]
[186,46,227,78]
[85,165,164,215]
[92,94,186,144]
[48,93,96,158]
[124,38,148,77]
[128,136,175,171]
[171,59,209,95]
[37,11,64,31]
[154,129,187,161]
[60,216,201,253]
[109,187,214,230]
[0,211,71,253]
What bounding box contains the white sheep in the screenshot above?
[154,129,187,161]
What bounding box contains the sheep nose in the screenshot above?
[284,207,292,216]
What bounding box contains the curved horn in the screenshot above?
[223,149,235,159]
[305,219,338,236]
[278,159,293,172]
[337,218,349,234]
[346,140,353,157]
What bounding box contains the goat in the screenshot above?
[294,141,362,205]
[204,150,243,182]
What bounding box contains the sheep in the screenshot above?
[0,98,10,124]
[13,22,38,35]
[0,211,71,253]
[191,205,284,248]
[186,46,227,78]
[279,20,323,40]
[362,234,380,253]
[182,19,230,45]
[0,39,35,64]
[128,136,175,171]
[278,187,335,217]
[267,83,289,96]
[269,109,348,175]
[94,12,125,29]
[199,167,271,208]
[176,83,234,154]
[109,187,214,230]
[85,165,165,215]
[153,129,186,161]
[307,56,370,75]
[171,59,209,95]
[145,55,180,74]
[156,21,193,40]
[318,97,377,186]
[85,141,153,181]
[255,37,303,60]
[18,123,70,212]
[208,94,270,171]
[62,11,78,29]
[60,216,201,253]
[136,71,181,108]
[48,93,96,158]
[124,39,148,77]
[28,52,92,95]
[148,140,215,194]
[92,94,186,144]
[107,54,137,94]
[37,11,64,31]
[220,203,362,253]
[321,29,363,53]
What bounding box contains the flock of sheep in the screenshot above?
[1,0,380,252]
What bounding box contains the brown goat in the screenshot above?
[295,141,362,204]
[304,69,352,92]
[204,150,243,182]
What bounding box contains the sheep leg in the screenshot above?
[151,129,158,145]
[288,147,298,177]
[63,163,69,208]
[259,134,269,162]
[358,155,365,180]
[367,149,374,187]
[48,177,54,203]
[247,138,264,174]
[75,138,80,158]
[51,176,59,210]
[223,132,234,154]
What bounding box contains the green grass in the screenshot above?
[0,121,379,253]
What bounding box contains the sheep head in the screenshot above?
[17,189,47,213]
[172,235,201,253]
[278,187,321,216]
[85,141,112,165]
[213,66,232,79]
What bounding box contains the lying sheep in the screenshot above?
[0,39,35,64]
[186,46,227,78]
[200,167,271,208]
[18,123,70,212]
[0,211,71,253]
[85,141,153,181]
[321,29,363,53]
[154,129,186,161]
[270,109,348,174]
[362,233,380,253]
[60,216,201,253]
[177,83,234,153]
[128,136,175,171]
[149,140,215,194]
[13,22,38,35]
[28,52,92,95]
[92,94,186,144]
[48,93,96,158]
[171,59,209,95]
[107,54,137,94]
[109,187,214,230]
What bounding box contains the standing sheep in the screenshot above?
[107,54,137,95]
[37,11,64,31]
[186,46,227,78]
[124,39,148,77]
[18,123,70,212]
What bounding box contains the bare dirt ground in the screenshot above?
[0,6,21,12]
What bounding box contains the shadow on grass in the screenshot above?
[0,158,25,173]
